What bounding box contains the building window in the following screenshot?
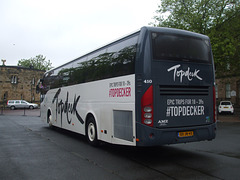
[32,78,35,85]
[226,63,230,70]
[11,75,18,84]
[226,84,231,98]
[3,93,7,100]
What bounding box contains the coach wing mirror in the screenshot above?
[36,85,40,94]
[36,79,43,94]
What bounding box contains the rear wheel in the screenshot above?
[10,106,15,110]
[47,111,53,128]
[86,117,98,146]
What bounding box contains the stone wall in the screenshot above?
[0,66,45,106]
[216,76,240,106]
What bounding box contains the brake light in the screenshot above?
[141,85,153,127]
[213,86,216,123]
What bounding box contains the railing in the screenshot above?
[0,107,40,117]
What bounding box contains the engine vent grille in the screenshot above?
[159,85,209,96]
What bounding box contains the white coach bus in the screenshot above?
[38,27,216,146]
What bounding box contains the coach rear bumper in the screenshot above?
[136,122,216,146]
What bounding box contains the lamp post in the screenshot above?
[30,81,33,103]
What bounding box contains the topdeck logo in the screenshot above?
[167,64,202,83]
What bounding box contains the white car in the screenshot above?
[218,101,234,114]
[7,100,38,110]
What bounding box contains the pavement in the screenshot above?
[1,108,240,122]
[217,114,240,122]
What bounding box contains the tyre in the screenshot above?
[86,117,99,146]
[29,105,34,110]
[10,106,15,110]
[47,111,53,128]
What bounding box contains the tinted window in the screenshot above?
[67,38,137,85]
[69,49,109,84]
[221,102,231,105]
[42,34,138,90]
[152,32,211,63]
[42,70,60,91]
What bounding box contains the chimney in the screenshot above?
[1,59,6,66]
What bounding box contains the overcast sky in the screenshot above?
[0,0,159,68]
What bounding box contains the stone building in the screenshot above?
[0,65,45,107]
[216,76,240,106]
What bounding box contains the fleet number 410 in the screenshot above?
[144,79,152,84]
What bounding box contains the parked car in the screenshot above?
[7,100,38,110]
[218,101,234,114]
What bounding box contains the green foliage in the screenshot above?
[208,13,240,75]
[152,0,238,33]
[18,55,53,71]
[151,0,240,77]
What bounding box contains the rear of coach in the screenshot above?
[135,27,216,146]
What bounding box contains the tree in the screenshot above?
[209,13,240,76]
[151,0,240,76]
[152,0,239,34]
[18,55,53,71]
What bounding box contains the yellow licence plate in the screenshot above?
[178,131,194,138]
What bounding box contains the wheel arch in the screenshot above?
[85,112,98,134]
[47,108,52,123]
[85,112,100,146]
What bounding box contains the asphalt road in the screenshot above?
[0,115,239,180]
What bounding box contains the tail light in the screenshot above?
[213,85,216,123]
[141,85,153,127]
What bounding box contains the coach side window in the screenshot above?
[106,36,137,77]
[52,35,138,86]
